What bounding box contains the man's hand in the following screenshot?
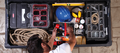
[66,26,76,51]
[47,27,57,50]
[67,27,74,35]
[52,28,57,38]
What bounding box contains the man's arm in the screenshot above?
[66,27,76,51]
[47,28,57,50]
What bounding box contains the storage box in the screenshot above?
[5,0,112,48]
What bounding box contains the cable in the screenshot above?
[9,28,51,46]
[91,13,99,24]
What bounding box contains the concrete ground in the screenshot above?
[0,0,120,53]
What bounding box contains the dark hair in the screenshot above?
[27,35,43,53]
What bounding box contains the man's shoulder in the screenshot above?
[49,43,71,53]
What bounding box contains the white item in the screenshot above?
[49,43,72,53]
[106,27,108,35]
[62,33,64,36]
[22,9,25,23]
[74,24,79,28]
[80,19,85,24]
[79,24,83,29]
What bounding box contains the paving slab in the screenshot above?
[92,42,117,53]
[0,0,5,8]
[111,0,120,7]
[112,28,120,37]
[22,49,27,53]
[72,47,79,53]
[12,48,22,53]
[112,38,118,42]
[111,7,120,28]
[79,47,91,53]
[0,34,23,53]
[117,38,120,53]
[2,50,12,53]
[0,9,5,33]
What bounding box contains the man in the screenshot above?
[27,27,76,53]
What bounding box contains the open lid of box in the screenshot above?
[5,0,110,5]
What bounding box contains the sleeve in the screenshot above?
[49,43,72,53]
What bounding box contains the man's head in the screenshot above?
[27,35,51,53]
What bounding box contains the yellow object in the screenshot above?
[70,4,85,6]
[82,36,86,44]
[52,3,85,6]
[76,36,82,45]
[72,12,78,18]
[72,11,82,18]
[55,37,61,41]
[76,36,86,45]
[78,11,81,18]
[52,4,67,6]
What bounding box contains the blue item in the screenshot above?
[56,6,72,22]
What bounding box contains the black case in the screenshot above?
[5,0,112,48]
